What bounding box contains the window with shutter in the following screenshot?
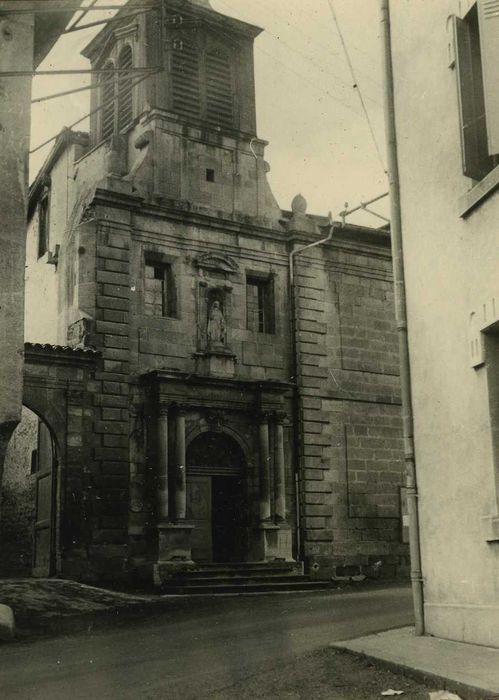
[477,0,499,155]
[206,46,233,129]
[118,45,134,132]
[101,60,116,140]
[454,3,497,180]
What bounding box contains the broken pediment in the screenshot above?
[195,253,239,275]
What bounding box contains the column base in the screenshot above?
[251,522,294,562]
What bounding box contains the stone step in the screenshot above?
[167,574,311,586]
[161,579,336,595]
[180,565,303,579]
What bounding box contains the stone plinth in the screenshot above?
[157,522,195,563]
[251,522,294,562]
[194,350,236,377]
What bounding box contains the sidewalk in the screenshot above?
[332,626,499,700]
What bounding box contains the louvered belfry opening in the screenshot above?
[118,45,134,132]
[169,21,235,131]
[171,29,202,120]
[206,46,233,129]
[101,59,116,140]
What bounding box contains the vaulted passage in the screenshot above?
[186,432,247,563]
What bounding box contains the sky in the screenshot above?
[31,0,388,225]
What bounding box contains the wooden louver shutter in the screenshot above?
[477,0,499,155]
[171,32,201,120]
[118,45,134,131]
[206,47,233,129]
[101,61,116,140]
[454,14,493,179]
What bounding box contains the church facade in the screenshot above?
[10,0,408,585]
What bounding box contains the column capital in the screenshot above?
[256,410,271,425]
[158,403,170,417]
[175,403,188,417]
[274,411,288,425]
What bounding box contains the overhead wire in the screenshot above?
[215,0,381,105]
[238,0,382,88]
[31,67,156,104]
[326,0,386,173]
[30,66,162,155]
[65,0,100,32]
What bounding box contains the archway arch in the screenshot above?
[0,406,57,577]
[186,430,248,563]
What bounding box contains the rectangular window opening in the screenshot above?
[206,168,215,182]
[38,196,49,259]
[145,262,177,318]
[246,275,274,334]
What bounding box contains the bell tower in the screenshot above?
[82,0,281,224]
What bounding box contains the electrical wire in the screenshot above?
[215,0,381,105]
[327,0,386,173]
[29,66,161,155]
[238,0,382,89]
[65,0,100,32]
[31,67,156,103]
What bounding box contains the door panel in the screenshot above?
[186,476,212,562]
[33,421,54,577]
[212,476,244,563]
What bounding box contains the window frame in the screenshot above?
[98,43,135,142]
[144,255,178,320]
[37,191,50,260]
[246,273,275,335]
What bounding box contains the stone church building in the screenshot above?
[1,0,408,586]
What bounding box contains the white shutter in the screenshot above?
[477,0,499,154]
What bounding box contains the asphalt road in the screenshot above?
[0,586,413,700]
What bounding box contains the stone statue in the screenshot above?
[207,300,226,347]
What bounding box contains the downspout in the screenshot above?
[288,222,335,564]
[380,0,425,635]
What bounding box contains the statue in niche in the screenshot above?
[207,300,226,348]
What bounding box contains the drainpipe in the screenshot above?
[288,221,335,564]
[380,0,425,635]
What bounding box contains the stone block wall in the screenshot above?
[85,214,133,581]
[294,236,408,580]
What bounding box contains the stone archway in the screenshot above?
[0,406,57,577]
[186,431,248,563]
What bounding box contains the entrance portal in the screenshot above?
[186,431,246,563]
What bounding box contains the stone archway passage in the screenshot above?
[186,431,247,563]
[0,407,56,577]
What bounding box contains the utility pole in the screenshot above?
[380,0,425,635]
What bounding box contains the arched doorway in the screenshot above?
[186,431,247,563]
[0,406,57,577]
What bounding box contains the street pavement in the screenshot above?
[0,585,413,699]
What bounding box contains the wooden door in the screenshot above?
[32,421,55,577]
[186,476,212,562]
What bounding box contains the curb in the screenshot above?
[330,645,499,700]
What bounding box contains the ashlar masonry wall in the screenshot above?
[294,230,408,580]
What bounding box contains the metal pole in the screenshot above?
[380,0,425,636]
